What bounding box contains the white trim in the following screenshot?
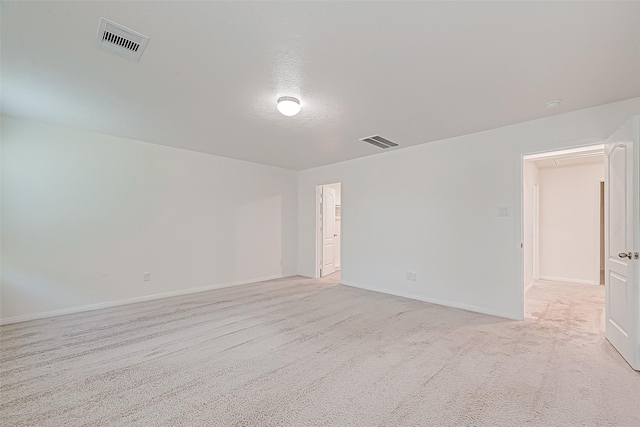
[524,281,535,293]
[538,276,598,286]
[341,280,519,320]
[523,142,604,160]
[0,274,284,325]
[532,183,540,280]
[316,185,322,279]
[596,179,605,285]
[518,153,526,321]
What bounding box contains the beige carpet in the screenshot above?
[1,276,639,426]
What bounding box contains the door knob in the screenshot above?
[619,252,632,259]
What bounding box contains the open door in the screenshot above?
[321,185,336,277]
[605,115,639,370]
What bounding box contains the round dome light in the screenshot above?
[277,96,301,117]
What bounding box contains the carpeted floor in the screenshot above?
[1,276,639,426]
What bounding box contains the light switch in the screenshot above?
[498,207,510,217]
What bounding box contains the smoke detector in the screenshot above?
[545,99,563,110]
[95,18,149,62]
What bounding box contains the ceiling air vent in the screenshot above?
[360,135,399,149]
[95,18,149,62]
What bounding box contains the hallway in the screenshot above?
[526,280,604,333]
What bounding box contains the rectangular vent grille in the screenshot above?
[102,31,140,52]
[360,135,399,149]
[95,18,149,62]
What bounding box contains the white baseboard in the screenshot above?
[524,281,535,293]
[0,274,284,325]
[341,280,518,320]
[538,276,598,286]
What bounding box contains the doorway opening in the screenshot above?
[521,117,638,370]
[316,182,341,279]
[522,144,605,326]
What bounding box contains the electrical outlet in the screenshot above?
[143,272,150,282]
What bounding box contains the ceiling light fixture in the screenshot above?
[277,96,301,117]
[545,99,563,110]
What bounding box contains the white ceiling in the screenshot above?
[2,1,640,170]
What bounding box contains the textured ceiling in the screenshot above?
[2,1,640,170]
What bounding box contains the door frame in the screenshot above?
[519,138,604,319]
[598,179,606,285]
[532,182,539,282]
[315,185,323,278]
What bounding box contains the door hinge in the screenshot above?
[635,252,639,260]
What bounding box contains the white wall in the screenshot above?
[1,116,298,322]
[538,161,604,285]
[523,161,539,290]
[4,99,640,324]
[298,97,640,320]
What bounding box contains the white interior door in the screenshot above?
[321,186,336,277]
[605,115,639,370]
